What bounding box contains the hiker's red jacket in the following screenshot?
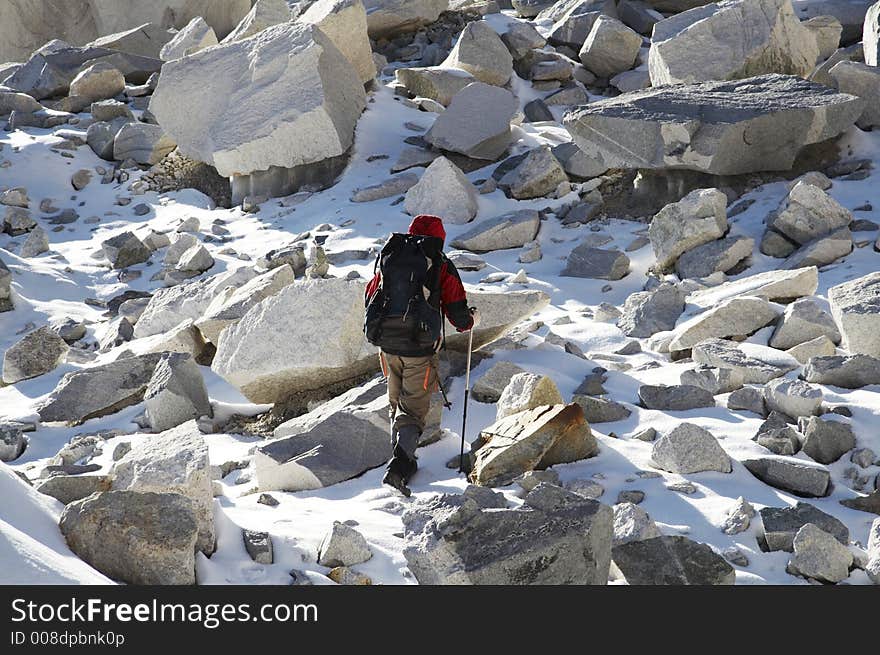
[365,215,474,332]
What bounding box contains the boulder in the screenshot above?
[612,502,661,547]
[37,353,164,424]
[2,326,69,384]
[86,23,173,59]
[472,361,526,403]
[403,483,612,584]
[60,491,198,585]
[3,207,37,236]
[668,296,781,351]
[768,181,852,246]
[0,424,28,462]
[787,523,853,583]
[101,231,151,269]
[450,210,540,253]
[113,123,176,165]
[363,0,449,38]
[317,521,372,567]
[579,16,641,78]
[548,0,618,49]
[552,141,608,180]
[870,517,880,584]
[648,0,819,86]
[612,536,735,585]
[617,283,685,337]
[571,395,632,423]
[35,474,113,505]
[865,0,880,66]
[143,353,212,432]
[0,258,13,312]
[651,423,732,474]
[86,118,128,160]
[787,334,837,364]
[801,416,856,464]
[395,67,475,106]
[300,0,375,84]
[742,457,831,497]
[639,385,716,411]
[649,189,728,272]
[803,354,880,388]
[175,244,215,274]
[618,0,663,34]
[149,22,366,178]
[403,156,478,225]
[0,89,43,115]
[675,235,754,280]
[769,297,841,350]
[497,147,568,200]
[496,373,564,420]
[692,338,799,384]
[471,404,598,487]
[196,265,295,344]
[134,267,256,339]
[680,365,744,394]
[501,21,547,58]
[424,82,517,160]
[828,272,880,358]
[759,502,848,552]
[243,530,273,564]
[764,378,823,418]
[160,16,219,61]
[254,395,388,491]
[754,412,803,455]
[561,245,630,280]
[442,20,512,86]
[68,61,125,102]
[829,61,880,129]
[687,266,818,309]
[112,421,214,554]
[563,75,864,176]
[728,386,767,416]
[222,0,291,43]
[513,0,557,17]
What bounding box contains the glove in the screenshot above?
[469,307,481,329]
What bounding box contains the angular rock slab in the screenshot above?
[759,502,848,552]
[742,457,831,497]
[301,0,375,84]
[2,326,69,384]
[363,0,448,38]
[403,484,613,584]
[450,210,540,253]
[149,22,366,177]
[668,296,781,352]
[563,75,864,176]
[649,187,728,271]
[651,423,732,474]
[692,339,798,384]
[60,491,198,585]
[612,536,736,585]
[803,354,880,388]
[828,271,880,358]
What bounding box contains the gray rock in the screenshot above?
[692,338,798,384]
[37,353,163,424]
[442,20,512,87]
[471,361,526,403]
[318,521,372,567]
[160,16,219,61]
[764,378,823,419]
[512,0,556,17]
[86,118,128,160]
[547,0,616,49]
[112,421,214,554]
[0,423,27,462]
[612,536,736,585]
[687,266,819,308]
[829,60,880,129]
[60,491,198,585]
[515,469,561,493]
[617,0,663,34]
[3,207,36,236]
[552,141,608,180]
[651,423,732,474]
[101,231,151,269]
[787,523,853,583]
[828,271,880,358]
[675,235,754,280]
[364,0,448,37]
[579,15,641,78]
[404,156,478,224]
[34,474,112,505]
[754,412,802,456]
[786,335,837,365]
[351,173,418,203]
[561,245,630,280]
[638,385,715,411]
[868,1,880,66]
[0,89,42,115]
[395,67,475,106]
[769,181,852,246]
[243,529,273,564]
[564,478,605,499]
[721,497,754,535]
[113,123,175,165]
[497,146,568,200]
[649,188,728,272]
[20,225,50,258]
[501,21,547,59]
[613,502,661,546]
[680,366,744,395]
[572,395,631,423]
[563,75,863,176]
[840,491,880,515]
[743,457,831,497]
[617,283,685,337]
[68,61,125,102]
[769,297,841,350]
[728,386,767,416]
[424,82,517,161]
[781,226,852,270]
[2,326,69,384]
[803,354,880,388]
[759,502,849,552]
[402,483,613,584]
[450,210,540,252]
[648,0,819,86]
[801,416,856,464]
[258,493,279,507]
[669,296,781,352]
[144,353,212,432]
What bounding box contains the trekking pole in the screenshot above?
[458,326,474,474]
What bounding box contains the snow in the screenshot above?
[2,22,880,585]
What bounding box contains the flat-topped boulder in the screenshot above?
[563,75,863,176]
[363,0,449,38]
[692,339,799,384]
[803,354,880,388]
[668,296,781,352]
[687,267,818,309]
[742,457,831,497]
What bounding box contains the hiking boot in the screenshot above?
[383,447,417,497]
[382,468,411,497]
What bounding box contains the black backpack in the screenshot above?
[364,233,444,355]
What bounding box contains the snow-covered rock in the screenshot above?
[495,373,564,420]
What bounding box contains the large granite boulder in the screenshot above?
[651,423,732,474]
[60,491,198,585]
[692,339,799,384]
[495,373,564,420]
[111,421,214,554]
[579,15,642,78]
[2,326,69,384]
[143,353,212,432]
[687,266,818,309]
[787,523,853,583]
[770,297,841,350]
[829,60,880,129]
[668,296,781,351]
[563,75,863,176]
[221,0,291,43]
[402,484,613,584]
[471,404,598,487]
[0,257,12,313]
[394,67,475,106]
[649,188,729,271]
[363,0,449,38]
[828,272,880,358]
[450,210,540,253]
[612,535,736,584]
[648,0,820,86]
[867,0,880,66]
[300,0,375,84]
[403,157,478,224]
[803,354,880,388]
[617,283,685,337]
[149,22,366,178]
[742,457,831,497]
[759,502,848,552]
[160,16,219,61]
[441,20,512,86]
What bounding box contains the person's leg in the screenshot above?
[391,354,436,463]
[384,352,402,447]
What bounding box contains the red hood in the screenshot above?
[408,214,446,243]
